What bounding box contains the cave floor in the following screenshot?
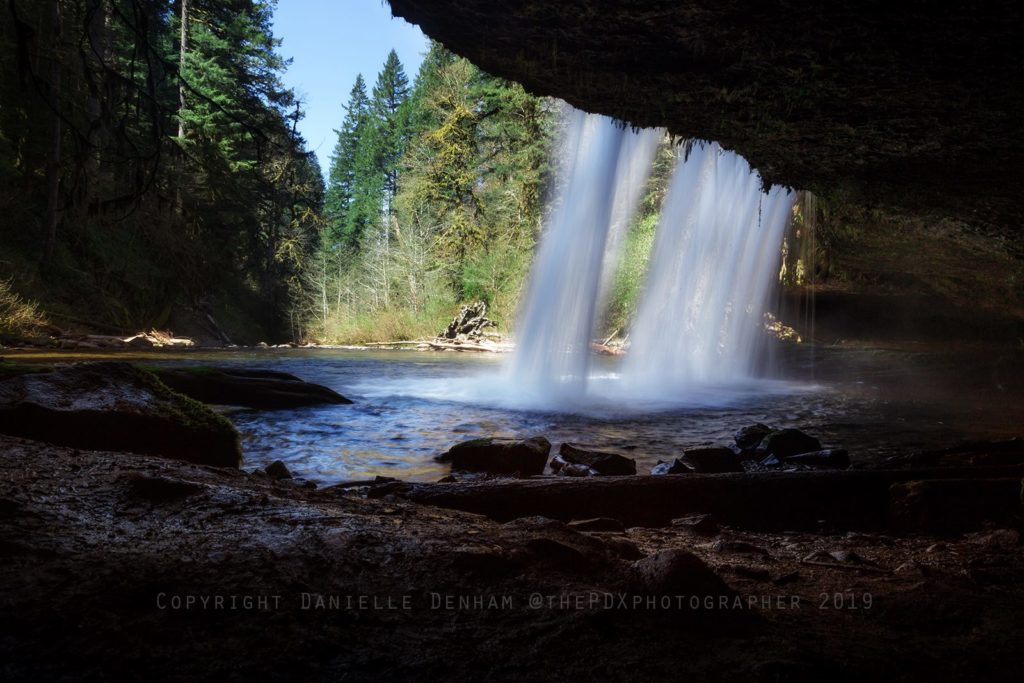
[1,434,1022,681]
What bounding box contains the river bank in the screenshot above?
[2,432,1022,681]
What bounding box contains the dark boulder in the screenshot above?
[651,458,692,475]
[436,436,550,476]
[734,423,772,451]
[0,362,241,467]
[629,549,736,599]
[150,367,351,409]
[681,447,744,473]
[265,460,293,480]
[558,443,636,476]
[762,429,822,458]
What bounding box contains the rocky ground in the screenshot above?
[2,431,1023,681]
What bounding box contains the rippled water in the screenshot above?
[139,345,1022,483]
[13,345,1020,483]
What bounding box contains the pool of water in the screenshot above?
[8,344,1023,483]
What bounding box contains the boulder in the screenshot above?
[0,362,241,467]
[265,460,293,480]
[551,455,598,477]
[734,423,772,451]
[762,429,822,458]
[680,447,744,473]
[150,367,351,409]
[558,443,636,475]
[629,549,736,598]
[436,436,550,476]
[651,458,692,475]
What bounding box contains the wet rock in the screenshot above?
[151,367,351,409]
[367,476,412,498]
[436,436,550,476]
[735,423,772,451]
[629,549,736,598]
[558,443,636,475]
[650,458,691,475]
[762,429,822,458]
[0,362,241,467]
[680,447,743,473]
[265,460,293,480]
[550,454,598,477]
[671,513,719,536]
[784,449,850,469]
[567,517,625,532]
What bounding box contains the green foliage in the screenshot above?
[312,41,555,342]
[604,212,659,336]
[0,0,322,342]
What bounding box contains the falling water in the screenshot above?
[508,108,662,401]
[621,141,795,395]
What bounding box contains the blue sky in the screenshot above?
[271,0,429,176]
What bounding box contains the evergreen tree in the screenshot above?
[369,49,410,219]
[325,74,369,249]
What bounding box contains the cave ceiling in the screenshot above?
[387,0,1023,234]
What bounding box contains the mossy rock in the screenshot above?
[0,361,240,467]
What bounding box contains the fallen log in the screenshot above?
[426,341,502,352]
[395,467,1024,533]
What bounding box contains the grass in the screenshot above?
[0,279,48,341]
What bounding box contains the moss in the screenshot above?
[129,365,238,440]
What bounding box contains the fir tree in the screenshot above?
[325,74,370,249]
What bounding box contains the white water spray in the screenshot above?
[508,108,794,408]
[622,142,795,395]
[508,108,662,401]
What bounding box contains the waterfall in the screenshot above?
[508,108,662,402]
[622,142,795,395]
[509,107,794,408]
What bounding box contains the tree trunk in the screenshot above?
[178,0,190,139]
[42,0,63,265]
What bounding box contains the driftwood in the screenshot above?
[439,301,495,341]
[590,342,626,356]
[427,341,500,352]
[396,466,1024,533]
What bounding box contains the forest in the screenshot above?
[0,0,693,347]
